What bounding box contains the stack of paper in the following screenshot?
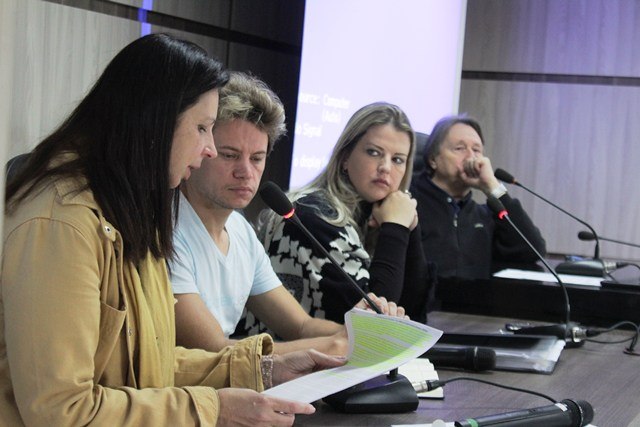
[263,308,443,403]
[493,268,603,287]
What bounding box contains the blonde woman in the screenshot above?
[261,102,432,324]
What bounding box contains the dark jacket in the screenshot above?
[411,172,546,279]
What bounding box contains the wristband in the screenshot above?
[490,183,508,199]
[260,355,274,389]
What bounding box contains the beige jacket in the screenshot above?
[0,177,272,426]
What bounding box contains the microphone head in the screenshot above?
[466,347,496,371]
[486,195,507,217]
[494,168,516,184]
[561,399,594,426]
[259,181,294,216]
[577,230,595,241]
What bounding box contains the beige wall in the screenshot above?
[4,0,639,263]
[0,0,18,257]
[0,0,304,230]
[460,0,640,262]
[6,0,141,159]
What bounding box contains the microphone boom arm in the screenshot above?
[488,196,572,330]
[501,210,571,326]
[580,231,640,249]
[513,182,600,259]
[288,214,383,314]
[258,180,382,313]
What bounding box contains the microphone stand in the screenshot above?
[487,196,585,348]
[494,168,606,277]
[259,182,419,413]
[579,231,640,249]
[287,214,419,413]
[287,213,382,311]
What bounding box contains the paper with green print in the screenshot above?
[262,308,443,403]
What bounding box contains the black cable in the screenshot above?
[588,336,635,344]
[424,377,557,404]
[606,263,640,283]
[587,320,638,335]
[583,320,640,354]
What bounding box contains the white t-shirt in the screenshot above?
[170,193,281,337]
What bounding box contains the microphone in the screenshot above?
[259,181,381,313]
[259,181,418,413]
[487,196,586,346]
[494,168,604,277]
[454,398,594,427]
[552,258,629,276]
[422,345,496,372]
[578,230,640,249]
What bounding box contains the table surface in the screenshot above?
[296,311,640,426]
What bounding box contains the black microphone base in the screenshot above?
[555,260,605,277]
[323,372,418,413]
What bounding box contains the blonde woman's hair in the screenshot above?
[260,102,415,244]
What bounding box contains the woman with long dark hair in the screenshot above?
[1,33,343,426]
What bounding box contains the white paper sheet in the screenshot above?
[262,308,443,403]
[493,268,603,287]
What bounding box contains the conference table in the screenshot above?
[436,267,640,326]
[297,310,640,426]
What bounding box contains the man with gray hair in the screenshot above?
[410,114,545,279]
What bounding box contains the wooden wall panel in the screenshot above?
[462,79,640,250]
[109,0,230,27]
[4,0,302,159]
[3,0,304,228]
[0,0,19,257]
[151,1,229,28]
[461,0,640,262]
[230,0,305,45]
[464,0,640,76]
[460,73,640,261]
[148,25,229,61]
[8,0,139,157]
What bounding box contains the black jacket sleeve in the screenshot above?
[367,222,410,301]
[369,223,432,322]
[401,224,433,322]
[492,193,547,263]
